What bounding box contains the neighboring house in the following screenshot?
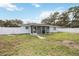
[22,23,57,34]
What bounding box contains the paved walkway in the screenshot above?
[36,35,46,39]
[32,33,46,39]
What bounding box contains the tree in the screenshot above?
[70,20,79,27]
[49,12,59,25]
[14,19,23,25]
[4,20,12,27]
[41,6,79,28]
[0,20,5,27]
[68,6,79,27]
[41,17,51,24]
[68,6,79,20]
[4,19,23,27]
[41,12,59,25]
[56,12,70,27]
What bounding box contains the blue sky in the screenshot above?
[0,3,79,23]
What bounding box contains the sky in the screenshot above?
[0,3,79,23]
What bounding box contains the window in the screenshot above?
[26,26,29,29]
[53,27,56,30]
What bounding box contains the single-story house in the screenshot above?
[0,23,59,35]
[22,23,58,34]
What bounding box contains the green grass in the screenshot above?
[0,32,79,56]
[45,32,79,42]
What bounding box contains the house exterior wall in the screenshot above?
[0,26,79,35]
[0,27,31,35]
[0,26,56,35]
[49,26,57,32]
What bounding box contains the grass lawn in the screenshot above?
[0,32,79,56]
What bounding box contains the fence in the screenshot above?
[56,28,79,33]
[0,27,30,35]
[0,27,79,35]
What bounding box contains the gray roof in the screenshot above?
[22,23,50,26]
[22,23,59,27]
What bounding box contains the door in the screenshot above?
[31,26,36,34]
[37,26,41,34]
[42,26,45,34]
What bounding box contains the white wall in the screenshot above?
[57,28,79,33]
[49,27,79,33]
[49,26,58,32]
[0,26,79,35]
[0,27,31,35]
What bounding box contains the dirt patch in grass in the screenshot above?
[0,40,8,49]
[56,40,79,49]
[0,40,17,55]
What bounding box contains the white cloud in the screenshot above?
[35,11,52,23]
[22,18,43,24]
[22,19,38,24]
[32,4,40,7]
[35,7,65,23]
[0,3,23,11]
[22,19,32,24]
[39,11,53,19]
